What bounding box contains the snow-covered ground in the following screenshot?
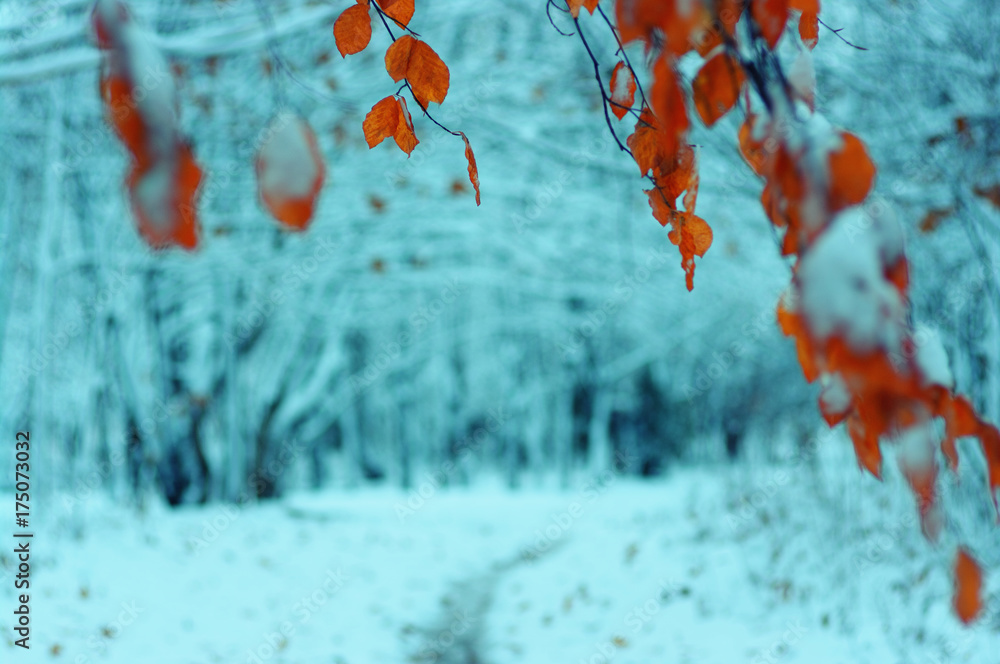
[3,437,997,664]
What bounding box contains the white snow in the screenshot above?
[3,452,996,663]
[797,207,907,354]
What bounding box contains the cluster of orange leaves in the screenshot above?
[334,0,480,204]
[586,0,994,623]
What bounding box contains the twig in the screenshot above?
[574,17,632,156]
[818,18,868,51]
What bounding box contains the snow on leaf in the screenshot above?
[333,4,372,58]
[381,0,415,27]
[384,35,450,107]
[609,62,636,121]
[255,113,326,230]
[93,0,203,250]
[799,10,819,49]
[953,549,983,625]
[459,131,481,206]
[691,51,744,127]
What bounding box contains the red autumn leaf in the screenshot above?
[799,10,819,49]
[566,0,599,18]
[653,145,696,203]
[459,131,481,206]
[615,0,699,54]
[256,113,326,230]
[714,0,744,35]
[381,0,415,27]
[363,96,400,148]
[393,96,419,156]
[609,62,637,121]
[953,548,983,624]
[333,4,372,57]
[649,55,689,156]
[627,109,657,175]
[363,96,420,156]
[668,213,713,291]
[692,52,745,127]
[827,131,875,211]
[385,35,450,108]
[751,0,789,49]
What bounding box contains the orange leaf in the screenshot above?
[714,0,744,36]
[649,55,689,156]
[788,0,819,10]
[751,0,789,49]
[459,131,481,206]
[827,131,875,212]
[668,213,713,291]
[333,4,372,57]
[364,96,419,156]
[255,114,326,230]
[393,96,419,156]
[566,0,599,18]
[953,548,983,624]
[692,52,745,127]
[363,96,401,149]
[385,35,450,107]
[799,10,819,49]
[627,108,663,176]
[381,0,414,27]
[615,0,699,54]
[609,62,636,121]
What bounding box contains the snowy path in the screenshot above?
[1,459,997,663]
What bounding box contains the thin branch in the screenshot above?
[574,17,631,156]
[818,18,868,51]
[596,5,649,111]
[546,0,575,37]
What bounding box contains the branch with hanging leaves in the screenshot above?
[333,0,480,205]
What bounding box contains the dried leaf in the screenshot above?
[363,96,401,149]
[692,52,745,127]
[381,0,414,26]
[385,35,450,107]
[827,131,875,211]
[458,132,481,205]
[751,0,789,49]
[953,549,983,625]
[566,0,599,18]
[609,62,637,121]
[333,4,372,58]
